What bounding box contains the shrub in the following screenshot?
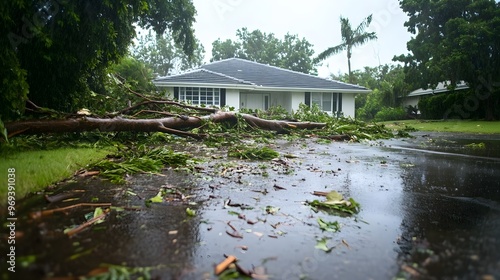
[374,107,407,121]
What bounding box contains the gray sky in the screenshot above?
[191,0,413,78]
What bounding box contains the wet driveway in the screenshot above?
[2,132,500,279]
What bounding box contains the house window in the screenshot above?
[311,92,341,114]
[179,87,220,106]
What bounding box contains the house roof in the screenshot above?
[154,58,369,93]
[407,81,469,97]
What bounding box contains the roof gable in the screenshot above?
[155,58,368,92]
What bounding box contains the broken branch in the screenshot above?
[66,208,110,237]
[214,255,237,275]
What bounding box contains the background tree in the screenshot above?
[109,57,154,92]
[210,27,317,74]
[315,15,377,83]
[395,0,500,120]
[1,0,197,120]
[132,30,205,77]
[332,64,411,120]
[211,39,243,62]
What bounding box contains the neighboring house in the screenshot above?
[153,58,369,118]
[402,81,469,111]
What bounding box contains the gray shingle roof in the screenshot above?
[154,58,368,92]
[408,81,469,97]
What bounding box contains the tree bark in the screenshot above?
[5,111,327,139]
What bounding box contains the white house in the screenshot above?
[402,81,469,110]
[153,58,370,118]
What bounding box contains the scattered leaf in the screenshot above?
[317,218,340,232]
[148,191,163,203]
[265,206,280,215]
[307,192,360,215]
[186,208,196,217]
[325,191,343,202]
[315,238,333,252]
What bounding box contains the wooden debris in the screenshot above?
[273,184,287,191]
[214,255,237,275]
[226,221,243,238]
[312,191,329,197]
[66,208,110,237]
[44,192,76,203]
[30,203,112,219]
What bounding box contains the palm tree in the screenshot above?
[315,15,377,83]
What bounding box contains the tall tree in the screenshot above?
[315,15,377,83]
[211,38,243,62]
[132,30,205,77]
[395,0,500,120]
[210,28,317,74]
[1,0,197,120]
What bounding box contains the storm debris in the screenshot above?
[307,191,360,215]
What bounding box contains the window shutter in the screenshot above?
[220,88,226,107]
[174,87,179,100]
[338,93,342,112]
[305,92,310,106]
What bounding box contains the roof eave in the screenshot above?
[153,82,370,93]
[153,81,255,89]
[252,86,370,93]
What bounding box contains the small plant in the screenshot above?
[228,146,279,160]
[465,142,486,149]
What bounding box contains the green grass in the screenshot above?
[380,120,500,134]
[0,148,110,204]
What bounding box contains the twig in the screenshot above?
[66,209,110,237]
[214,255,237,275]
[157,124,206,140]
[313,191,329,197]
[30,203,112,219]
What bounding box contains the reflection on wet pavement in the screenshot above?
[2,132,499,279]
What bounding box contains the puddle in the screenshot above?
[1,134,500,279]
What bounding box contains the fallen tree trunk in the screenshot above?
[5,111,327,139]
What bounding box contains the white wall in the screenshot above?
[225,88,240,110]
[270,92,291,111]
[290,92,304,112]
[159,86,175,99]
[342,93,356,118]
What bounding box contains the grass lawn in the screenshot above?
[380,119,500,134]
[0,147,110,204]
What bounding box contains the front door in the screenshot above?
[241,93,270,111]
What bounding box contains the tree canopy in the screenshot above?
[211,28,317,74]
[332,64,411,120]
[131,30,205,77]
[395,0,500,120]
[1,0,197,120]
[315,15,377,83]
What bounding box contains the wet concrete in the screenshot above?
[2,132,500,279]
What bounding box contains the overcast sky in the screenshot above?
[190,0,413,78]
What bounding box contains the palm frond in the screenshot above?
[314,44,347,63]
[354,14,374,36]
[340,16,353,43]
[351,32,377,47]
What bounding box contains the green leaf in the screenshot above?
[317,218,340,232]
[325,191,343,202]
[307,195,360,215]
[186,208,196,217]
[315,238,333,252]
[148,191,163,203]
